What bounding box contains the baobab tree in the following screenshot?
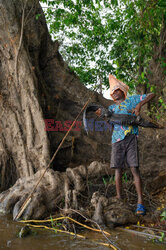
[0,0,111,219]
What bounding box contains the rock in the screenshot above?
[104,197,137,227]
[91,193,137,228]
[18,226,32,238]
[91,191,108,226]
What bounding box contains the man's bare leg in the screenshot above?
[115,168,122,199]
[130,167,143,204]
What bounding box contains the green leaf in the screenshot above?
[159,232,165,242]
[41,0,165,92]
[36,13,41,20]
[111,0,118,6]
[141,72,144,79]
[157,0,166,8]
[160,210,166,219]
[102,177,107,185]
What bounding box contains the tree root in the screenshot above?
[0,161,110,220]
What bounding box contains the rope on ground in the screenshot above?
[19,216,118,250]
[22,223,117,250]
[69,209,120,250]
[20,216,110,235]
[25,223,85,238]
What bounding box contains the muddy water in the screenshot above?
[0,215,165,250]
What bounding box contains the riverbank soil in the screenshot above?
[0,0,165,242]
[0,149,165,230]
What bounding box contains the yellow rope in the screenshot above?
[98,242,117,249]
[26,223,84,238]
[20,216,111,236]
[25,223,117,249]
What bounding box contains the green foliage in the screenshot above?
[122,172,128,183]
[109,175,115,184]
[35,13,41,20]
[147,95,166,120]
[160,210,166,222]
[40,0,165,93]
[102,173,129,185]
[102,175,115,185]
[102,177,107,185]
[50,215,57,233]
[50,215,62,233]
[159,232,165,242]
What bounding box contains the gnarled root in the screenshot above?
[0,169,66,219]
[0,161,111,220]
[91,191,108,225]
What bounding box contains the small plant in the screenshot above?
[102,176,116,185]
[159,232,165,242]
[36,13,41,20]
[122,172,128,183]
[109,175,115,184]
[102,177,107,185]
[50,215,57,233]
[160,210,166,222]
[50,215,62,231]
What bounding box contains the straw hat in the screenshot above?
[109,74,129,101]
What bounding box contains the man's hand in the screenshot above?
[132,103,141,116]
[96,108,101,117]
[132,93,155,116]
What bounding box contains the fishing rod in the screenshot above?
[14,90,96,221]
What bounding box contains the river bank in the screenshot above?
[0,166,165,249]
[0,213,166,250]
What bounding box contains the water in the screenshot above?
[0,214,165,250]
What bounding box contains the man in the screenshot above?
[96,75,155,215]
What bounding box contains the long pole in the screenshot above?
[14,92,95,221]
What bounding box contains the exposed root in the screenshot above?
[91,191,108,225]
[0,160,165,232]
[0,162,110,220]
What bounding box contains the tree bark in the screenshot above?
[0,0,113,192]
[0,0,165,222]
[0,0,51,186]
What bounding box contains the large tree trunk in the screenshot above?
[0,0,112,190]
[0,0,50,186]
[0,0,113,219]
[0,0,165,223]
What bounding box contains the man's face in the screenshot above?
[112,89,125,102]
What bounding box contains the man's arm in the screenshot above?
[132,93,155,116]
[96,105,114,117]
